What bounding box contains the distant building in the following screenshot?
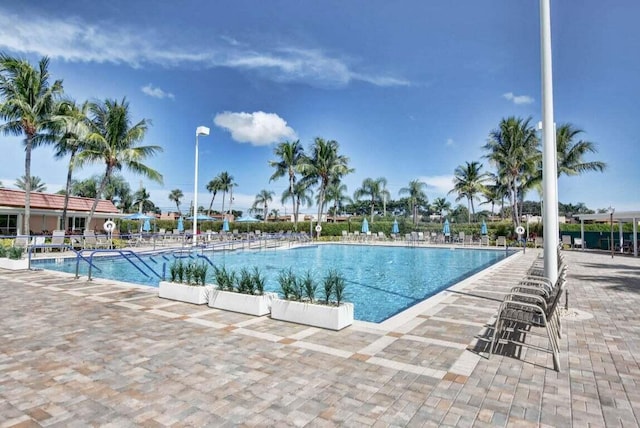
[0,188,121,235]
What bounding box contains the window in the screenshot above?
[0,214,18,236]
[67,216,86,232]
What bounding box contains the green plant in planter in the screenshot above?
[301,270,317,303]
[332,271,347,306]
[195,263,208,286]
[184,262,194,284]
[252,267,265,295]
[0,245,7,258]
[176,260,185,283]
[213,265,235,291]
[169,260,181,282]
[8,247,24,260]
[278,268,296,300]
[236,267,255,295]
[322,270,335,305]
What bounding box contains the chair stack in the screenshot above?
[490,250,567,371]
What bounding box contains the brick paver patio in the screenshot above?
[1,248,639,426]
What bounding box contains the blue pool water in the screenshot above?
[33,245,513,323]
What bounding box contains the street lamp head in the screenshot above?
[196,126,210,136]
[608,206,615,215]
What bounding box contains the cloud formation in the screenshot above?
[502,92,534,105]
[445,138,455,146]
[214,111,297,146]
[417,175,455,198]
[0,9,409,88]
[141,84,174,99]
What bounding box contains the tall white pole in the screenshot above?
[193,126,210,247]
[541,0,559,283]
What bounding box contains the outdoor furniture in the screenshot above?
[496,236,506,247]
[534,236,544,248]
[480,235,489,246]
[561,235,572,249]
[574,237,584,249]
[51,230,66,251]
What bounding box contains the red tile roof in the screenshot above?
[0,188,120,213]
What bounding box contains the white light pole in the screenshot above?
[193,126,210,246]
[608,206,615,258]
[540,0,559,284]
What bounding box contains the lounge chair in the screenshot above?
[561,235,572,249]
[13,235,29,250]
[574,237,584,249]
[480,235,489,246]
[341,230,348,241]
[51,230,66,251]
[534,236,543,248]
[495,236,506,247]
[30,236,46,254]
[96,234,110,249]
[83,230,97,249]
[377,231,387,241]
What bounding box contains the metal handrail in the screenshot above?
[25,244,102,274]
[83,249,164,281]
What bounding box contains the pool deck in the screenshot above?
[1,248,639,426]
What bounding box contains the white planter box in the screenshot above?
[158,281,211,305]
[270,298,354,331]
[0,258,29,270]
[208,290,277,316]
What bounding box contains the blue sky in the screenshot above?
[1,0,638,215]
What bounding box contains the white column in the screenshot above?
[619,221,624,253]
[633,218,638,257]
[540,0,559,283]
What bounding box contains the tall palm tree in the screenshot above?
[168,189,183,215]
[353,177,389,223]
[449,161,489,223]
[102,174,132,211]
[325,182,351,222]
[71,177,99,198]
[206,177,222,214]
[484,116,539,227]
[399,179,428,225]
[52,99,91,230]
[252,189,274,222]
[15,175,47,192]
[269,140,304,226]
[0,54,63,234]
[282,180,314,230]
[299,138,353,234]
[216,171,235,216]
[77,98,162,227]
[133,187,151,213]
[556,123,606,177]
[431,197,451,223]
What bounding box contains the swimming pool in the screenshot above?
[33,245,513,323]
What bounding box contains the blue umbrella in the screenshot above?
[124,213,153,220]
[443,219,451,236]
[361,218,369,233]
[481,219,488,235]
[222,217,229,232]
[236,216,260,222]
[392,219,399,234]
[177,217,184,232]
[186,214,214,221]
[142,219,151,232]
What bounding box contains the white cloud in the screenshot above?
[0,9,409,88]
[503,92,534,105]
[214,111,297,146]
[445,138,455,146]
[417,175,455,199]
[141,83,174,100]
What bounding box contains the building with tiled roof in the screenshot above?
[0,188,121,235]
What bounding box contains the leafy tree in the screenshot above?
[51,99,91,230]
[0,54,63,233]
[353,177,389,223]
[216,171,235,216]
[71,177,99,198]
[252,189,274,222]
[431,197,451,223]
[480,174,508,220]
[449,161,489,223]
[77,98,163,227]
[325,182,351,221]
[15,175,47,192]
[556,124,606,177]
[102,175,132,211]
[168,188,183,215]
[484,116,539,227]
[299,138,353,235]
[133,187,152,213]
[399,179,428,225]
[269,140,304,228]
[282,180,314,229]
[206,177,222,214]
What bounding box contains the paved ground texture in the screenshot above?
[0,248,639,427]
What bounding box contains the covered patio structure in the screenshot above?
[576,210,640,257]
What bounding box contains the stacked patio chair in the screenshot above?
[495,236,507,247]
[490,250,567,371]
[51,230,66,251]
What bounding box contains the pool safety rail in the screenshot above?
[77,249,165,282]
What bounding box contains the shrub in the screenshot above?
[278,268,296,300]
[213,265,235,291]
[236,267,254,295]
[184,262,194,284]
[332,271,347,306]
[301,270,317,303]
[194,263,208,286]
[322,271,335,305]
[8,247,24,260]
[0,246,7,258]
[252,267,265,295]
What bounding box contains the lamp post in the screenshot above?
[193,126,210,246]
[609,206,615,258]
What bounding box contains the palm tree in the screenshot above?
[52,99,91,230]
[77,98,162,227]
[206,177,222,214]
[168,189,184,215]
[15,175,47,192]
[133,187,152,213]
[484,116,539,227]
[71,177,99,198]
[556,123,606,177]
[102,174,132,211]
[282,180,314,229]
[353,177,389,223]
[216,171,235,216]
[0,54,63,234]
[449,161,489,223]
[252,189,274,222]
[431,197,451,223]
[299,138,353,234]
[269,140,304,226]
[325,182,351,222]
[399,179,428,225]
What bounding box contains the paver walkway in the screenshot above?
[0,249,639,426]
